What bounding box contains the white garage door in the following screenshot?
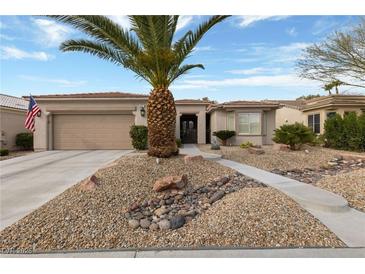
[53,114,134,149]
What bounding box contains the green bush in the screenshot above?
[0,148,9,156]
[15,133,33,150]
[129,125,148,150]
[273,123,315,150]
[176,138,182,148]
[240,141,254,149]
[324,112,365,151]
[213,130,236,146]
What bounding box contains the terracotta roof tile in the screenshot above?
[0,94,28,110]
[28,92,148,99]
[175,99,213,104]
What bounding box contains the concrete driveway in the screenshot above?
[0,150,132,230]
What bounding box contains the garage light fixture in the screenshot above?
[140,106,146,117]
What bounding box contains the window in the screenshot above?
[326,112,336,119]
[238,113,261,135]
[308,114,320,134]
[344,111,356,117]
[226,112,235,130]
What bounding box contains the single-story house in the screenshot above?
[273,95,365,134]
[0,94,28,150]
[28,92,280,151]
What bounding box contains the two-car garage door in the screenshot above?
[53,114,134,149]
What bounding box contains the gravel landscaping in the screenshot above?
[198,144,365,171]
[315,169,365,213]
[0,154,344,253]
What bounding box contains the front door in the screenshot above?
[180,115,197,144]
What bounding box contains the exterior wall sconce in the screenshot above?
[140,106,146,117]
[37,110,42,117]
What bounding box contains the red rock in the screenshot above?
[153,174,188,192]
[79,175,99,191]
[184,155,204,164]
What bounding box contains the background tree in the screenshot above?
[49,15,229,157]
[323,80,343,95]
[297,18,365,89]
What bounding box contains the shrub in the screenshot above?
[129,125,148,150]
[213,130,236,146]
[176,138,182,148]
[273,123,315,150]
[324,112,365,151]
[0,148,9,156]
[15,133,33,150]
[240,141,254,149]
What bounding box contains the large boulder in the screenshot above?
[79,175,100,191]
[184,155,204,164]
[153,174,188,192]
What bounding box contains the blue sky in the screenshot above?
[1,15,363,101]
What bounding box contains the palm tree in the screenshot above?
[49,15,229,157]
[323,80,343,95]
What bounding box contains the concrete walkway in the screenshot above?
[0,150,132,230]
[1,247,364,258]
[185,145,365,247]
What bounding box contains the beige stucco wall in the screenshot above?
[0,107,27,150]
[175,104,207,144]
[276,106,305,128]
[34,99,147,151]
[303,107,364,134]
[210,108,276,146]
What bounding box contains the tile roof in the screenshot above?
[28,92,149,99]
[222,100,280,106]
[265,99,307,109]
[175,99,213,104]
[0,94,28,110]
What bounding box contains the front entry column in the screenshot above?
[176,113,181,140]
[197,111,206,144]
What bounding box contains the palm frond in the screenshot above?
[168,64,205,85]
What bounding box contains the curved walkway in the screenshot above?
[181,145,365,247]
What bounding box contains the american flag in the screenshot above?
[25,95,41,132]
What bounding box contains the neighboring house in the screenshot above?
[0,94,28,150]
[27,92,281,151]
[273,95,365,134]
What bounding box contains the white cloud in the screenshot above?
[237,16,289,28]
[1,46,53,61]
[286,27,298,37]
[226,67,282,75]
[176,16,194,31]
[194,46,214,52]
[173,74,317,90]
[108,16,131,29]
[19,75,87,87]
[32,18,72,47]
[0,33,15,41]
[312,17,339,35]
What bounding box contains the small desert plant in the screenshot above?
[213,130,236,146]
[129,125,148,150]
[0,148,9,156]
[240,141,254,149]
[176,138,182,148]
[15,133,33,150]
[273,123,315,150]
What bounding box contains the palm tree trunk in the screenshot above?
[147,87,178,157]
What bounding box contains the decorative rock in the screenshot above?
[128,219,140,229]
[129,202,140,211]
[184,155,204,164]
[170,215,185,229]
[209,190,225,204]
[154,206,169,217]
[158,219,171,230]
[140,218,151,229]
[248,147,265,155]
[272,143,291,152]
[79,175,99,191]
[153,174,188,192]
[149,223,159,231]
